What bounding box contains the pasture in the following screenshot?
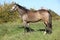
[0,20,60,40]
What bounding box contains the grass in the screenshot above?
[0,20,60,40]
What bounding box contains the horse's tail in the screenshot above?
[48,10,52,29]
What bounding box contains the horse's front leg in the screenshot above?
[23,21,31,32]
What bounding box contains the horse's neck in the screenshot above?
[18,7,25,15]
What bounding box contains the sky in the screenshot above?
[0,0,60,15]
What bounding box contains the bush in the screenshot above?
[0,3,20,23]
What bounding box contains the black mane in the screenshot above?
[15,3,29,11]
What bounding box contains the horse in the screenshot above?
[10,3,52,34]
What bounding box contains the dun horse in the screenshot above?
[10,3,52,34]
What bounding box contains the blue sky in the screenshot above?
[0,0,60,15]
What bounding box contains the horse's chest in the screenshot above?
[22,14,28,21]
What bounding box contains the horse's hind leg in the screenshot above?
[44,21,52,34]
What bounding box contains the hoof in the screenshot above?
[44,31,47,35]
[44,31,52,35]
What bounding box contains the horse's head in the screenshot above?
[9,3,28,15]
[10,3,18,12]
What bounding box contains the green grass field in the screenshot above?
[0,20,60,40]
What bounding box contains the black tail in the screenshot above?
[48,10,52,29]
